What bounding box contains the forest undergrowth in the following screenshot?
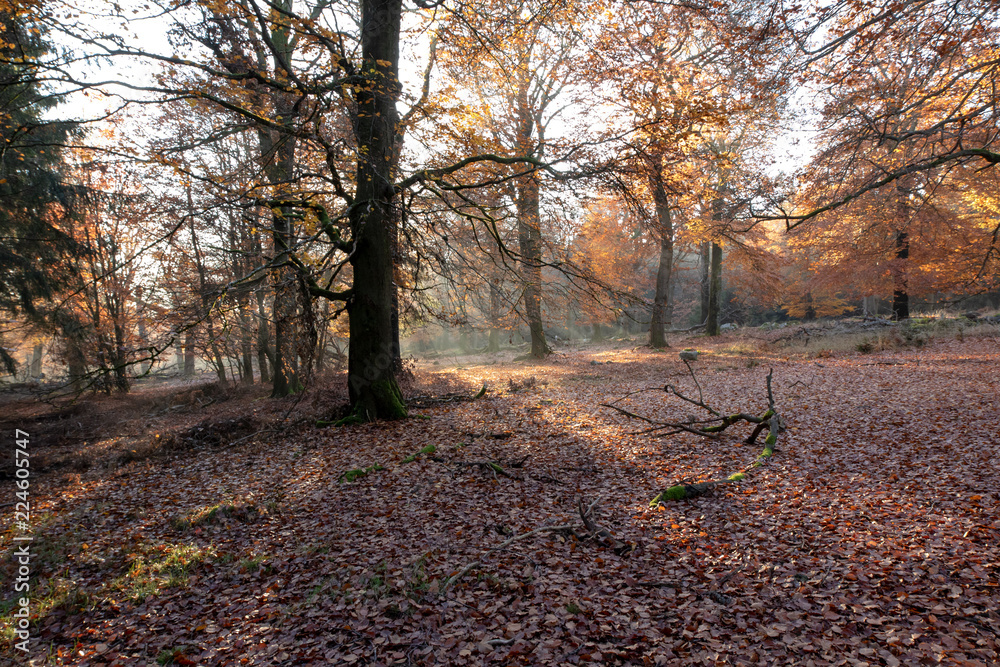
[1,324,999,666]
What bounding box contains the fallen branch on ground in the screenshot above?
[649,368,783,503]
[668,319,708,333]
[407,383,488,408]
[604,360,785,503]
[442,457,527,481]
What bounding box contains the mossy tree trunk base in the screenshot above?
[347,376,407,423]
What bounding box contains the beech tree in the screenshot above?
[775,0,1000,305]
[433,0,597,358]
[594,2,723,346]
[43,0,426,416]
[48,0,605,416]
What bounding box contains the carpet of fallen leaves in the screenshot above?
[2,330,999,666]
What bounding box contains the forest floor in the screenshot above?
[2,319,999,666]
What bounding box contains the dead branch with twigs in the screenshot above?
[604,359,786,502]
[407,383,488,408]
[434,454,530,481]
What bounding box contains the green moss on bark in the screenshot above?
[334,413,367,427]
[373,377,407,419]
[663,485,687,500]
[347,376,408,423]
[403,444,436,463]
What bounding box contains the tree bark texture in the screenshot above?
[649,176,674,348]
[699,241,710,324]
[345,0,407,420]
[487,282,502,353]
[517,175,549,358]
[892,229,910,321]
[707,242,723,336]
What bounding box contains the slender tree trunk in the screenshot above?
[649,178,674,348]
[251,230,273,384]
[517,175,549,358]
[487,282,501,353]
[239,303,255,384]
[113,321,130,392]
[174,339,183,374]
[699,241,710,324]
[186,187,228,387]
[137,317,150,375]
[62,319,87,391]
[211,334,227,384]
[345,0,407,420]
[706,194,726,336]
[184,331,196,377]
[804,291,816,321]
[255,289,272,383]
[29,343,42,379]
[255,5,301,397]
[389,193,402,372]
[892,230,910,321]
[707,242,723,336]
[891,140,914,322]
[315,298,330,373]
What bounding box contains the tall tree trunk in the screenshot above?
[239,303,255,384]
[174,339,183,374]
[315,298,330,373]
[892,230,910,320]
[184,331,196,377]
[707,242,723,336]
[137,316,150,375]
[271,262,300,395]
[650,232,674,347]
[257,5,301,397]
[29,343,42,379]
[211,333,227,384]
[804,291,816,321]
[345,0,406,420]
[255,289,272,384]
[699,241,710,324]
[513,50,549,360]
[487,282,501,353]
[649,177,674,348]
[389,191,402,372]
[61,318,87,391]
[112,320,130,392]
[891,138,914,321]
[517,175,549,358]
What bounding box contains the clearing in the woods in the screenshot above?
[2,322,999,665]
